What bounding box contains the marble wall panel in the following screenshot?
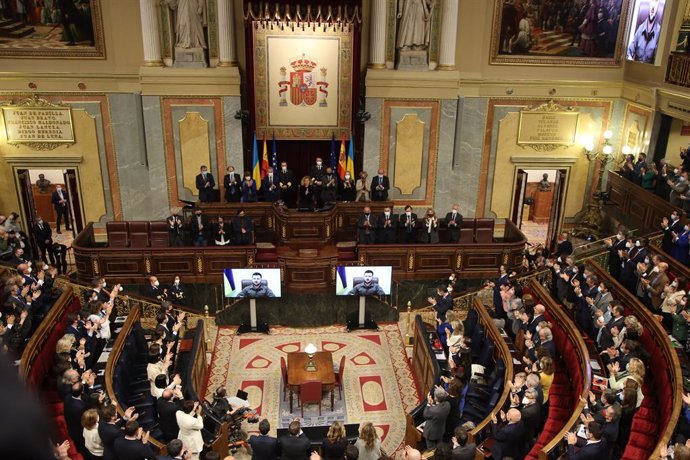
[223,96,244,170]
[142,96,171,219]
[363,97,383,178]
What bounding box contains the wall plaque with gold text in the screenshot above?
[518,111,579,146]
[1,97,75,149]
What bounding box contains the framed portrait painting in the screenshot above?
[625,0,667,65]
[490,0,632,66]
[0,0,105,59]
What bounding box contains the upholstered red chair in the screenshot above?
[459,228,474,243]
[149,221,170,247]
[335,354,346,399]
[281,356,289,401]
[128,221,150,248]
[106,221,129,247]
[300,381,323,417]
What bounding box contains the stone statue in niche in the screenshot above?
[396,0,435,71]
[162,0,208,68]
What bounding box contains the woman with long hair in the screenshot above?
[322,421,348,460]
[355,422,381,460]
[608,357,645,408]
[298,175,315,209]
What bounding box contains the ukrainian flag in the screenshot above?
[347,134,356,178]
[336,266,348,295]
[252,133,262,190]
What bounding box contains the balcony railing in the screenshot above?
[666,52,690,88]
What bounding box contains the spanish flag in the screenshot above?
[252,133,262,190]
[338,135,347,180]
[261,136,269,179]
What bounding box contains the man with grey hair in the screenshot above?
[525,373,544,406]
[520,387,541,445]
[422,387,450,449]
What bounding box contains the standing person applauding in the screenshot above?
[420,208,439,244]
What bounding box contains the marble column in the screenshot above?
[139,0,163,66]
[438,0,458,70]
[217,0,237,66]
[368,0,386,69]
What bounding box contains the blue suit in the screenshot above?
[248,434,279,460]
[491,420,524,460]
[567,438,608,459]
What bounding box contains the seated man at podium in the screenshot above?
[237,272,276,298]
[349,269,385,296]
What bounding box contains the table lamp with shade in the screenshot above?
[304,343,318,372]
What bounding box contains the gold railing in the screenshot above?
[667,52,690,88]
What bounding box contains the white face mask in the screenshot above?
[447,286,453,292]
[154,280,159,287]
[617,233,624,240]
[385,212,390,218]
[345,175,350,179]
[406,212,411,216]
[635,241,640,247]
[282,166,287,171]
[102,282,106,288]
[625,242,633,249]
[316,162,322,166]
[675,169,680,175]
[521,397,531,405]
[27,267,32,274]
[653,266,659,272]
[174,279,180,285]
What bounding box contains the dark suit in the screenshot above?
[113,437,157,460]
[224,172,242,202]
[98,421,125,460]
[452,444,476,460]
[233,216,254,245]
[144,284,166,301]
[64,395,86,452]
[321,173,338,203]
[263,174,281,202]
[278,433,311,460]
[399,213,418,243]
[277,168,295,206]
[212,222,232,246]
[196,172,216,202]
[377,213,396,244]
[248,433,279,460]
[662,219,684,254]
[371,175,390,201]
[357,213,377,244]
[520,402,541,442]
[423,401,450,448]
[445,211,463,243]
[51,189,70,231]
[491,420,525,460]
[33,221,54,263]
[555,239,573,258]
[567,438,608,459]
[157,397,181,442]
[167,214,184,247]
[310,165,326,206]
[190,214,209,246]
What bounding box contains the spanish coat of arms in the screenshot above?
[278,54,329,107]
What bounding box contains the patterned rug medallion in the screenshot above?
[205,324,420,455]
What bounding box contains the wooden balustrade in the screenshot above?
[606,171,681,232]
[528,280,591,460]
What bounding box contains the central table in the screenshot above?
[287,351,336,413]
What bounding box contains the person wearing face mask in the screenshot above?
[167,208,185,247]
[213,216,231,246]
[339,171,355,202]
[355,171,371,202]
[606,228,628,280]
[321,166,339,204]
[445,204,463,243]
[377,206,396,244]
[661,211,684,254]
[170,276,187,306]
[51,185,72,233]
[144,276,167,301]
[223,165,242,203]
[668,170,689,207]
[297,175,315,210]
[277,161,295,207]
[241,171,258,203]
[398,205,417,243]
[310,157,326,207]
[518,388,540,448]
[357,206,377,244]
[370,169,390,201]
[233,209,254,245]
[190,209,209,246]
[195,165,216,203]
[671,224,690,265]
[262,166,281,203]
[420,208,439,244]
[32,215,54,264]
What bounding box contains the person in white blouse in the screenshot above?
[82,408,105,459]
[176,400,205,460]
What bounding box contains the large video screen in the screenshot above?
[223,268,282,298]
[335,266,392,296]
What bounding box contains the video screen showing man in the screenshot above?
[237,272,276,298]
[349,269,385,296]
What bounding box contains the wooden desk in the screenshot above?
[287,351,335,413]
